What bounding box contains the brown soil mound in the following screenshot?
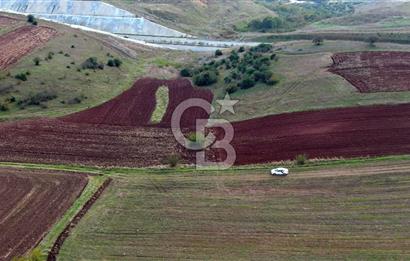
[224,104,410,165]
[0,168,87,260]
[62,78,213,129]
[329,51,410,93]
[0,25,57,70]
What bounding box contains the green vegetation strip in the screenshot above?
[150,85,169,123]
[38,174,107,258]
[1,154,410,177]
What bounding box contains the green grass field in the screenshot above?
[51,158,410,260]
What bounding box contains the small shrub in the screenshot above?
[27,15,37,25]
[193,70,218,86]
[367,36,379,47]
[17,91,57,108]
[15,73,27,81]
[312,36,324,46]
[71,45,75,48]
[295,154,308,166]
[113,58,122,67]
[82,57,104,70]
[226,85,238,94]
[47,52,54,60]
[164,154,181,168]
[215,49,223,56]
[0,103,9,112]
[224,76,232,84]
[240,76,256,89]
[27,15,35,23]
[238,46,245,53]
[107,59,115,67]
[251,43,273,53]
[180,68,193,77]
[33,57,41,66]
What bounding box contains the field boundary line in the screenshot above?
[46,177,112,261]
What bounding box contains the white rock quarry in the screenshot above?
[0,0,189,37]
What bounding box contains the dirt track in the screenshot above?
[329,51,410,92]
[0,25,57,69]
[0,168,87,260]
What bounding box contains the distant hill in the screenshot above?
[105,0,276,38]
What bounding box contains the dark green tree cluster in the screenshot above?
[82,57,105,70]
[107,58,123,67]
[27,14,38,25]
[245,1,354,33]
[180,44,279,92]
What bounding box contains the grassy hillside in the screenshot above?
[304,1,410,33]
[105,0,275,37]
[0,13,194,121]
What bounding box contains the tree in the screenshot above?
[367,36,379,47]
[33,57,41,66]
[215,49,223,56]
[312,36,324,46]
[113,58,122,67]
[295,154,308,166]
[180,68,193,77]
[27,15,35,23]
[164,154,181,168]
[240,76,256,89]
[193,70,218,86]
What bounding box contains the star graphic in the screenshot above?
[216,93,239,114]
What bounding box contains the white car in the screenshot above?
[270,167,289,176]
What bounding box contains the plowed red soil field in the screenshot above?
[0,168,87,260]
[329,51,410,92]
[0,78,212,167]
[0,25,57,69]
[0,15,19,27]
[63,78,213,129]
[0,119,180,167]
[225,104,410,165]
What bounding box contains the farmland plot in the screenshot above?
[58,162,410,260]
[0,168,87,260]
[330,51,410,92]
[0,25,57,70]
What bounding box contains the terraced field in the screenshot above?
[58,161,410,260]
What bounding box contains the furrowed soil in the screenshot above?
[329,51,410,92]
[0,25,57,69]
[225,103,410,165]
[0,78,213,167]
[0,168,87,260]
[58,161,410,260]
[63,78,213,129]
